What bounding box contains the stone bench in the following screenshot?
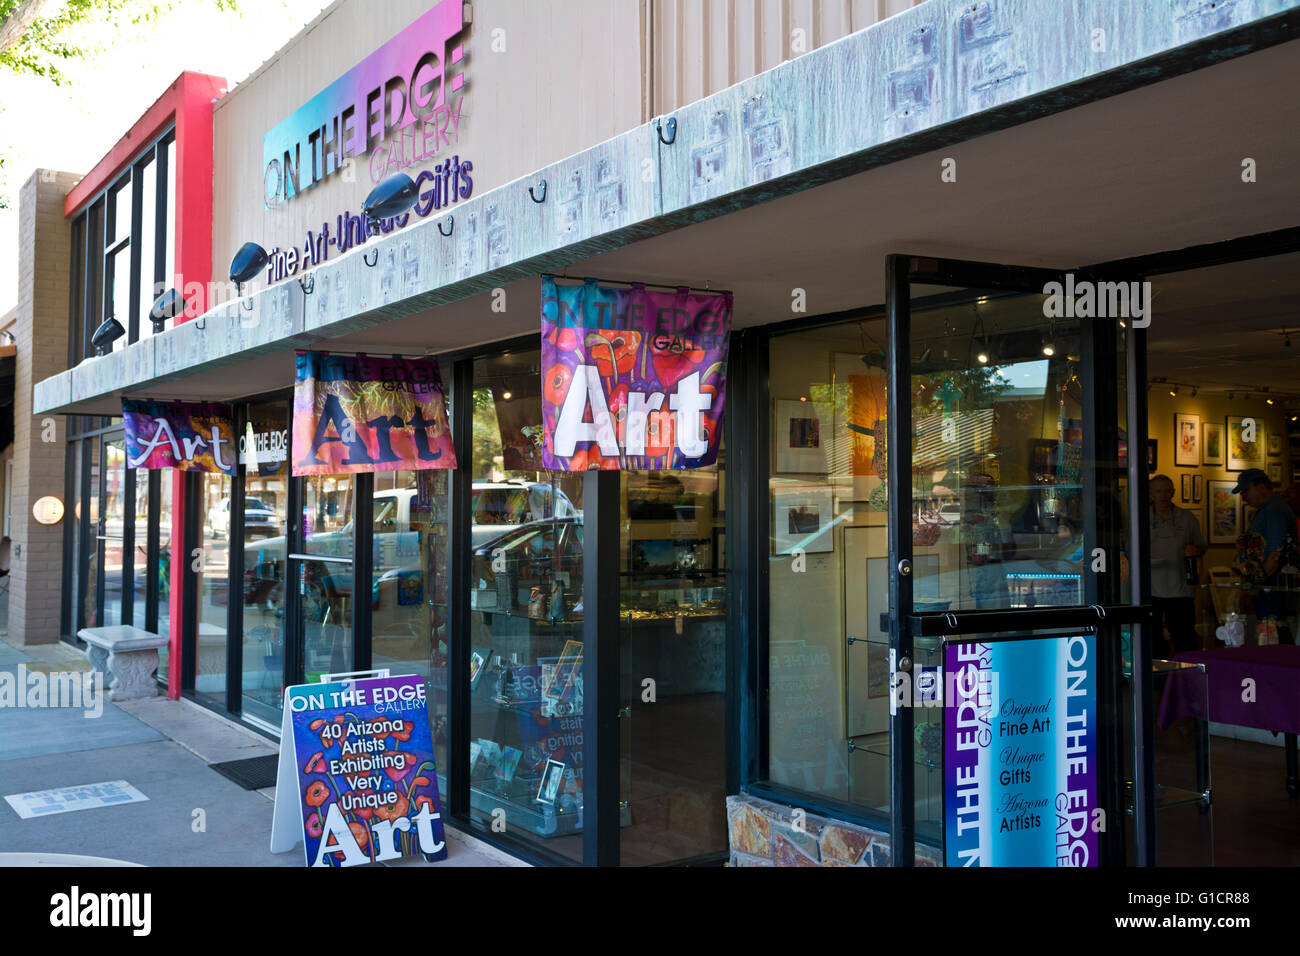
[78,626,168,701]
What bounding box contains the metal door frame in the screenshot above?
[885,254,1152,867]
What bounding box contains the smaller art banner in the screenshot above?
[270,673,447,867]
[293,351,457,476]
[944,634,1098,867]
[122,400,236,474]
[540,276,731,470]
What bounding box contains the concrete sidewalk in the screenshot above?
[0,634,522,867]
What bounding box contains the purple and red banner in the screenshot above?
[540,276,731,470]
[292,351,457,476]
[123,400,236,474]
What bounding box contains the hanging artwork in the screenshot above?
[122,400,236,474]
[1175,413,1199,467]
[292,352,456,476]
[540,276,731,470]
[1201,421,1223,466]
[1226,416,1264,472]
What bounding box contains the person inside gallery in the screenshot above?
[1148,473,1206,657]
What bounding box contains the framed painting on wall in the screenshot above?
[1268,433,1282,457]
[1207,479,1239,544]
[774,399,829,475]
[1147,438,1158,473]
[1181,475,1192,501]
[1193,474,1203,502]
[772,486,834,554]
[1226,416,1265,472]
[1268,463,1283,483]
[1201,421,1223,466]
[1175,413,1200,467]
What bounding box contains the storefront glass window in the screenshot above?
[84,439,100,628]
[156,475,173,642]
[372,468,451,795]
[619,464,728,864]
[66,443,82,636]
[133,470,149,621]
[766,320,890,810]
[299,475,356,683]
[908,293,1086,611]
[467,350,585,862]
[137,156,158,331]
[196,472,233,708]
[240,400,290,724]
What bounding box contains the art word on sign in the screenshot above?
[944,635,1098,867]
[270,672,448,867]
[540,276,731,470]
[292,351,457,476]
[122,400,236,474]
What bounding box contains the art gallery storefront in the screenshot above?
[36,4,1300,867]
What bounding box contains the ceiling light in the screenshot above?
[1042,344,1055,357]
[1266,398,1274,405]
[1169,388,1177,397]
[90,317,125,356]
[229,242,269,297]
[148,288,186,334]
[363,172,419,232]
[977,351,989,364]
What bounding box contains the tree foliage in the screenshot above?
[0,0,235,85]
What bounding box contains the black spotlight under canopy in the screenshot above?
[148,288,186,333]
[91,317,125,356]
[229,242,269,294]
[363,173,419,225]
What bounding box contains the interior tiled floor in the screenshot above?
[1153,720,1300,866]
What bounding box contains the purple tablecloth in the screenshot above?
[1156,646,1300,734]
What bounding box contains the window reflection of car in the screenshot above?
[208,496,282,539]
[471,481,579,550]
[470,517,583,620]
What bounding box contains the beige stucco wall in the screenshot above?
[648,0,925,113]
[210,0,923,293]
[211,0,647,293]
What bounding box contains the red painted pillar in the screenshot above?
[164,72,225,699]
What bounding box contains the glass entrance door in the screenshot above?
[295,475,357,684]
[239,399,291,725]
[884,255,1146,867]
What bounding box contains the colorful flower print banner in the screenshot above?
[288,674,447,867]
[122,400,237,474]
[293,351,457,476]
[540,276,731,470]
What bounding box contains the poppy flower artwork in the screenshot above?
[539,276,732,470]
[285,674,447,868]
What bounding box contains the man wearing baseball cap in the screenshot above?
[1234,468,1298,644]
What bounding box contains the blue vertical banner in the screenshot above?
[944,635,1098,866]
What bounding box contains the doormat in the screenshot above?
[209,755,280,790]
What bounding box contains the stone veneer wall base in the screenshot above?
[726,793,941,867]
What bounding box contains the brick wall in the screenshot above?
[9,170,80,645]
[727,792,942,867]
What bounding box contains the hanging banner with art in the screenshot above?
[292,351,457,476]
[122,400,237,474]
[540,276,731,470]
